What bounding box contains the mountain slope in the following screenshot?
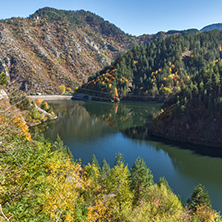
[149,60,222,147]
[79,30,222,101]
[0,7,137,94]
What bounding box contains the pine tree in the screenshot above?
[90,154,101,171]
[101,159,110,185]
[187,184,212,211]
[130,157,153,205]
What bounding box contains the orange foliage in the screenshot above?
[115,88,118,98]
[36,98,44,105]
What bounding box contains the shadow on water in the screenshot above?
[122,126,222,159]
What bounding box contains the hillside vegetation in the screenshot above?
[80,30,222,101]
[0,87,220,221]
[149,59,222,147]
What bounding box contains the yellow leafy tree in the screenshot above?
[130,184,184,222]
[106,159,133,221]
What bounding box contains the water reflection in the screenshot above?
[83,101,160,130]
[41,100,222,210]
[42,101,117,141]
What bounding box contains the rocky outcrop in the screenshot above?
[0,89,8,100]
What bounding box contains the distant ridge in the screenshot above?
[201,23,222,31]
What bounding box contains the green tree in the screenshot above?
[187,184,212,211]
[90,154,101,171]
[0,72,7,86]
[157,177,172,192]
[106,154,133,221]
[130,157,154,205]
[100,159,110,185]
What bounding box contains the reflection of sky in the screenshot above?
[43,100,222,211]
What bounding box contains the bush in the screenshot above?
[0,72,7,86]
[59,85,66,94]
[32,109,40,119]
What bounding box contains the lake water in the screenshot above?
[41,100,222,211]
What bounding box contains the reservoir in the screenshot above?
[40,100,222,211]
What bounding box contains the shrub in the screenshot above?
[32,109,40,119]
[59,85,66,94]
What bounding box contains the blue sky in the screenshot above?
[1,0,222,36]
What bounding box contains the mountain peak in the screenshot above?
[201,23,222,32]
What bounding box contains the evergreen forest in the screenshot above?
[79,30,222,102]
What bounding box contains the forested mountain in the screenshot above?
[80,30,222,101]
[1,6,220,95]
[201,23,222,32]
[149,60,222,147]
[0,7,137,94]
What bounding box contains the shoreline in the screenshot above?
[28,94,161,103]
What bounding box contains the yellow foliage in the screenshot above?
[134,60,138,64]
[163,87,172,96]
[59,85,66,94]
[168,74,175,79]
[130,184,183,222]
[13,117,31,141]
[0,101,31,142]
[196,205,218,222]
[43,156,85,220]
[86,200,107,222]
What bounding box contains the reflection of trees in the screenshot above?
[122,126,222,184]
[84,101,160,130]
[42,102,116,141]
